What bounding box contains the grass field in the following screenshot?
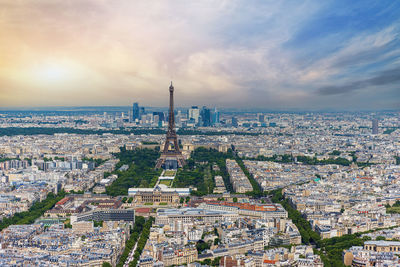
[159,180,173,186]
[164,170,176,177]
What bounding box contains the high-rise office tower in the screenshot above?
[258,113,264,123]
[212,107,220,125]
[140,107,145,116]
[153,112,165,122]
[132,102,140,122]
[176,110,182,126]
[372,118,379,135]
[201,106,211,126]
[128,109,132,122]
[189,106,200,124]
[154,114,159,124]
[232,117,238,127]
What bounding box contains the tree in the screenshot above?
[329,150,341,156]
[211,257,221,266]
[117,216,153,267]
[0,190,66,232]
[233,197,238,203]
[102,262,112,267]
[174,148,235,195]
[395,156,400,165]
[106,148,161,196]
[196,240,210,253]
[94,220,103,227]
[236,158,263,197]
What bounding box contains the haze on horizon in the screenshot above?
[0,0,399,110]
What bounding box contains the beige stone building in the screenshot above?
[133,189,180,205]
[364,240,400,253]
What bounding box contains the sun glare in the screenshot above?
[35,63,70,83]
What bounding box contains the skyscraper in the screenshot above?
[258,113,264,123]
[212,107,220,125]
[232,117,238,127]
[153,112,165,122]
[132,102,140,122]
[140,107,145,116]
[188,106,200,124]
[372,118,379,135]
[201,106,211,127]
[128,109,132,123]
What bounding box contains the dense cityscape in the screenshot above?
[0,99,399,266]
[2,1,400,266]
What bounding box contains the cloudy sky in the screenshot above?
[0,0,399,110]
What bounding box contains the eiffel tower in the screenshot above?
[155,82,185,169]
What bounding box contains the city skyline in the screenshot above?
[1,1,400,110]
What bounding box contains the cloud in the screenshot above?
[317,66,400,95]
[0,0,399,109]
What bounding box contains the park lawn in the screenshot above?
[164,170,176,177]
[387,206,400,214]
[159,180,172,186]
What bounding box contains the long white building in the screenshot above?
[155,208,238,225]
